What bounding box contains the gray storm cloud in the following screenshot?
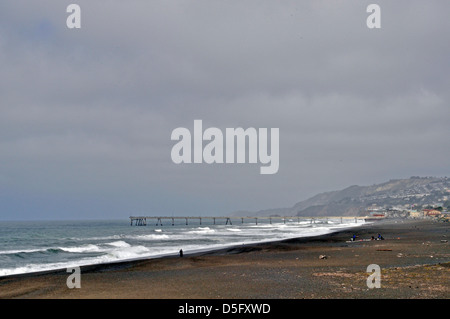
[0,0,449,219]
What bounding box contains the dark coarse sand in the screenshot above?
[0,219,448,299]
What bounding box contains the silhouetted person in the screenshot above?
[179,249,183,257]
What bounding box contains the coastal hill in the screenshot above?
[233,177,450,217]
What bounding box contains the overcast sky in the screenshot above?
[1,1,449,220]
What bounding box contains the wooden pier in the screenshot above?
[129,216,368,226]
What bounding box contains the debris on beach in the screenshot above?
[319,255,328,259]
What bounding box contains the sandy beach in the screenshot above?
[0,219,448,299]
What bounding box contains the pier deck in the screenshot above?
[129,216,368,226]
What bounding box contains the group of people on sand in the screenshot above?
[351,233,384,241]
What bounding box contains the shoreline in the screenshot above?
[0,219,448,299]
[0,220,367,279]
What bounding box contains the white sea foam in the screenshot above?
[248,224,275,228]
[105,241,131,248]
[59,244,101,253]
[188,227,216,234]
[133,234,171,240]
[107,245,150,259]
[0,262,73,277]
[0,248,44,255]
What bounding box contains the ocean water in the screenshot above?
[0,218,365,277]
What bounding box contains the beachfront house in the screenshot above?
[423,209,442,218]
[409,210,423,218]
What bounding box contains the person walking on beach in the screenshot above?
[179,249,183,257]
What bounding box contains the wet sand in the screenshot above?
[0,219,448,299]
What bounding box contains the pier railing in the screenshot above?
[129,216,368,226]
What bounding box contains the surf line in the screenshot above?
[171,120,279,174]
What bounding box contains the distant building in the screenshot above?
[409,210,423,218]
[367,209,387,218]
[423,209,442,217]
[440,211,450,221]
